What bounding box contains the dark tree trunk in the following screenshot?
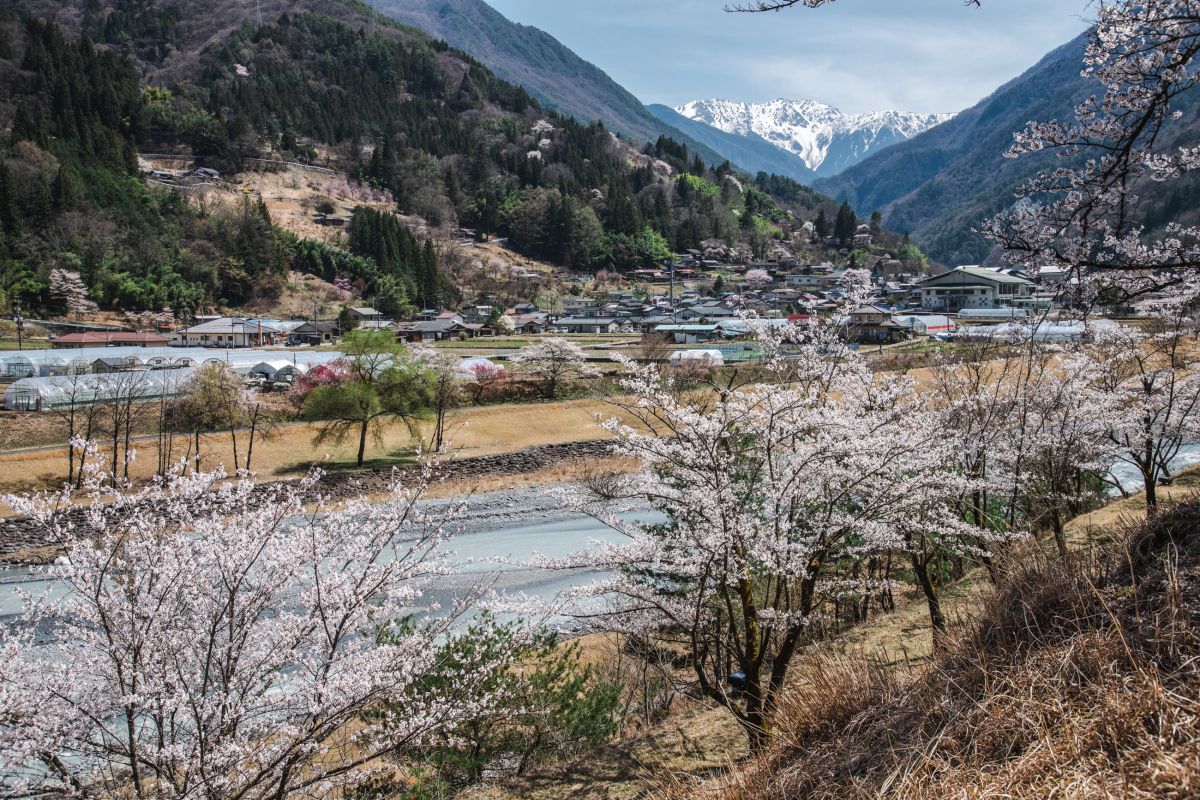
[1051,505,1068,558]
[246,404,260,472]
[911,552,947,652]
[356,419,369,466]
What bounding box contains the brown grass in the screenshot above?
[670,495,1200,800]
[0,398,627,494]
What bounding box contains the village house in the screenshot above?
[918,266,1034,313]
[509,313,549,334]
[347,307,384,323]
[554,316,624,334]
[175,317,289,347]
[845,305,909,344]
[50,331,170,348]
[290,320,340,346]
[393,312,490,343]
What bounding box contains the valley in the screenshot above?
[0,1,1198,799]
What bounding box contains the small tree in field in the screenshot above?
[300,330,434,466]
[511,337,600,399]
[167,363,253,473]
[414,347,463,452]
[0,465,516,800]
[466,361,506,405]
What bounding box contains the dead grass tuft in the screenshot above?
[672,494,1200,799]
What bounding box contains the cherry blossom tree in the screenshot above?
[0,464,514,800]
[493,313,516,335]
[555,323,1011,750]
[1081,317,1200,508]
[743,268,772,288]
[1010,346,1123,556]
[124,307,175,331]
[48,268,97,317]
[511,337,600,399]
[466,361,506,405]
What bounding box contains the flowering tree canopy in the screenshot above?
[48,268,97,317]
[554,314,1017,750]
[0,465,513,800]
[982,0,1200,308]
[511,337,600,399]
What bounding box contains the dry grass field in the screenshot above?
[0,397,630,495]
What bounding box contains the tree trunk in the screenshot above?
[194,430,201,473]
[65,404,76,486]
[246,405,260,472]
[229,423,240,473]
[741,674,770,754]
[121,403,134,481]
[110,422,121,487]
[357,419,369,466]
[76,415,94,489]
[911,552,947,652]
[1051,505,1068,558]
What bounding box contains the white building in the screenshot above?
[917,266,1034,313]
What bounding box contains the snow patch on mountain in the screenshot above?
[676,98,955,176]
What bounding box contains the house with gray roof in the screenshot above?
[918,266,1034,313]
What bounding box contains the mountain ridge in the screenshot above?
[677,98,954,177]
[645,103,817,183]
[361,0,729,167]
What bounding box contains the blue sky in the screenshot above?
[486,0,1092,114]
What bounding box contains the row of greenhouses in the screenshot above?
[3,349,346,411]
[0,347,344,379]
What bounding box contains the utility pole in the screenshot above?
[12,300,24,352]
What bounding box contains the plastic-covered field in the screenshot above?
[4,368,198,411]
[2,348,346,410]
[0,346,345,379]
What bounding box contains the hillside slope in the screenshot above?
[364,0,729,166]
[814,33,1094,265]
[2,0,837,320]
[682,493,1200,800]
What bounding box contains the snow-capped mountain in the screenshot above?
[676,98,955,177]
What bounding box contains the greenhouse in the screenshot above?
[4,368,198,412]
[0,346,346,379]
[248,360,308,381]
[1,347,348,411]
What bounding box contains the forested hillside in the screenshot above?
[0,0,840,317]
[816,31,1200,265]
[362,0,730,167]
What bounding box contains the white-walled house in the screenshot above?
[917,266,1034,313]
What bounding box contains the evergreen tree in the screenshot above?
[834,201,857,245]
[814,208,830,240]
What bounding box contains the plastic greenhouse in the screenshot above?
[249,360,311,381]
[4,369,198,412]
[0,346,351,410]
